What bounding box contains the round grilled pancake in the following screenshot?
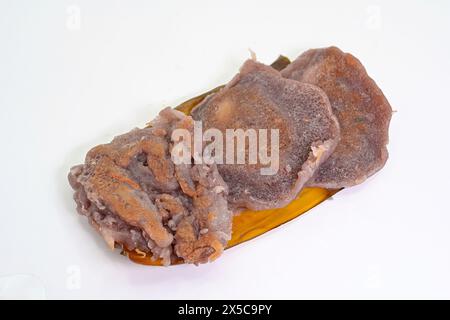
[282,47,392,188]
[192,59,340,210]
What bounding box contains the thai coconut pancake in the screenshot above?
[191,59,340,211]
[281,47,392,188]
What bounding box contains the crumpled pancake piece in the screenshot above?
[68,108,232,265]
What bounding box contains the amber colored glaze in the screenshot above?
[124,55,341,266]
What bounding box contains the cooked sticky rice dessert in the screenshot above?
[68,49,393,266]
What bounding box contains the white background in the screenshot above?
[1,0,449,299]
